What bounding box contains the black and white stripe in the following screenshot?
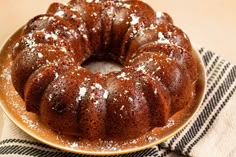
[164,47,236,156]
[165,48,222,149]
[184,85,236,154]
[0,139,168,157]
[0,139,76,157]
[174,64,235,153]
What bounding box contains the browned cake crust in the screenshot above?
[11,0,199,140]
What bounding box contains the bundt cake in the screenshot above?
[11,0,199,140]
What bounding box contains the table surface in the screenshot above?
[0,0,236,64]
[0,0,236,147]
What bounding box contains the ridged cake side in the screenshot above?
[11,0,198,140]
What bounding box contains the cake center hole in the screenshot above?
[82,61,122,74]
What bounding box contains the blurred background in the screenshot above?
[0,0,235,63]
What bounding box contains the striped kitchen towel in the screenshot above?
[0,46,236,157]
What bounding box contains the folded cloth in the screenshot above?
[0,46,236,157]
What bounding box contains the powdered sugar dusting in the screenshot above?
[130,14,140,25]
[157,32,171,44]
[55,10,65,17]
[120,105,125,111]
[128,97,133,102]
[21,115,39,130]
[0,67,11,83]
[23,33,37,48]
[44,32,58,40]
[156,11,163,18]
[123,3,131,9]
[117,72,130,80]
[103,90,109,99]
[162,119,175,129]
[60,47,67,53]
[76,87,87,102]
[94,83,102,90]
[37,52,43,58]
[13,42,19,49]
[79,87,87,97]
[136,64,146,73]
[69,142,79,148]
